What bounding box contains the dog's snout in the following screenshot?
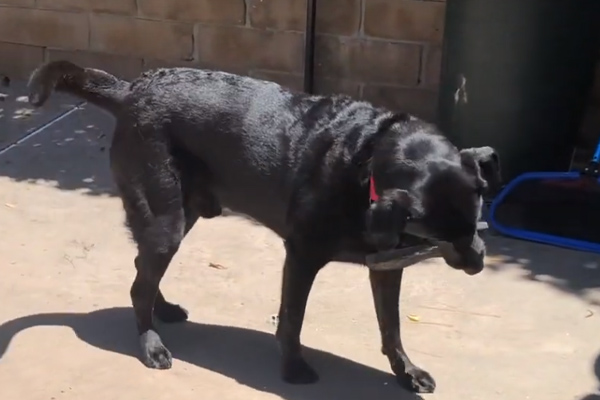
[438,236,485,275]
[462,255,485,275]
[464,268,481,276]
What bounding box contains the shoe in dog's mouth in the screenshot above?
[365,244,440,271]
[365,220,489,272]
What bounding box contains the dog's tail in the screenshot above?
[28,60,128,115]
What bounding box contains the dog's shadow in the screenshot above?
[0,307,423,400]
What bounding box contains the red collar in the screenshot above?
[369,175,379,202]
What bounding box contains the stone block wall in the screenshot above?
[0,0,445,120]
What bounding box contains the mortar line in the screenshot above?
[0,102,86,156]
[358,0,365,37]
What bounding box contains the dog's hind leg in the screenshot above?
[151,164,221,324]
[149,152,222,324]
[112,139,187,369]
[140,259,188,324]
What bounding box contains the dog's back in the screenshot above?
[27,62,392,235]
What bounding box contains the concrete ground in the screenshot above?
[1,82,600,400]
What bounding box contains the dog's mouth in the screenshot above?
[365,243,440,271]
[365,221,489,272]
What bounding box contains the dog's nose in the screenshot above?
[463,267,482,275]
[463,254,485,275]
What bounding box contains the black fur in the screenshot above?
[0,74,9,101]
[28,60,501,393]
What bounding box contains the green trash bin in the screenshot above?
[438,0,600,182]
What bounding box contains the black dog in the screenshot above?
[27,61,500,394]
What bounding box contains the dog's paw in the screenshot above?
[197,195,222,219]
[282,358,320,384]
[154,302,189,323]
[198,203,222,219]
[396,367,436,393]
[140,330,173,369]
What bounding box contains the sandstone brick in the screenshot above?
[317,1,362,35]
[46,49,143,80]
[249,70,303,92]
[195,26,303,73]
[0,0,35,6]
[249,0,361,35]
[315,77,361,97]
[0,8,88,50]
[91,14,193,61]
[315,36,421,86]
[36,0,137,15]
[138,0,244,24]
[244,70,361,97]
[423,45,442,88]
[362,85,439,121]
[364,0,445,43]
[249,0,304,31]
[0,42,44,79]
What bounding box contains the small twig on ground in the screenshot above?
[417,304,501,318]
[63,254,75,268]
[418,321,454,328]
[208,262,227,270]
[407,314,453,328]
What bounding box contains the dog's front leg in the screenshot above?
[275,237,326,384]
[369,269,436,393]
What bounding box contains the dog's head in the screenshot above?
[365,119,500,275]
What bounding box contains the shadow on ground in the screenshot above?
[484,234,600,305]
[0,307,423,400]
[0,87,116,197]
[1,81,600,304]
[580,353,600,400]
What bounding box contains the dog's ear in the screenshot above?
[460,146,501,193]
[366,189,414,251]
